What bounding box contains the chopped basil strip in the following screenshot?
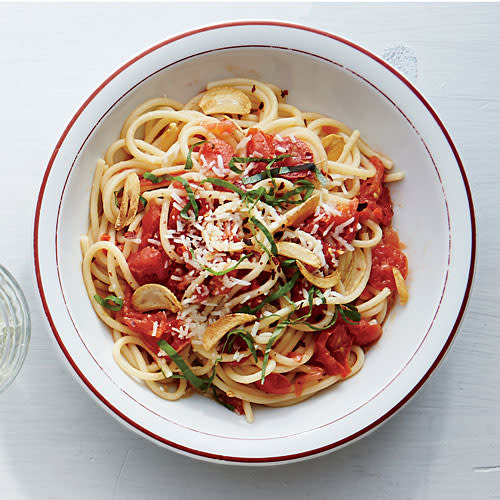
[201,177,245,196]
[260,324,285,383]
[223,328,258,363]
[337,303,361,324]
[113,187,124,208]
[93,294,123,311]
[313,165,327,186]
[250,217,277,256]
[212,387,235,412]
[185,140,208,170]
[143,171,161,183]
[242,163,315,185]
[238,270,300,314]
[190,249,250,276]
[158,340,213,391]
[139,195,147,207]
[281,259,297,268]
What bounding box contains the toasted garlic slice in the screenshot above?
[132,283,182,313]
[321,133,344,161]
[392,268,408,304]
[202,313,256,351]
[277,242,321,268]
[297,261,340,289]
[199,86,252,115]
[115,173,140,230]
[283,194,320,227]
[153,122,179,151]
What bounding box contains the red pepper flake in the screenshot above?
[258,101,264,110]
[281,89,288,99]
[251,84,256,93]
[100,233,111,241]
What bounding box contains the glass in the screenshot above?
[0,265,31,392]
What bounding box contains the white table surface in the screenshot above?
[1,2,499,499]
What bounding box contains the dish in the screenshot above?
[35,22,474,463]
[82,80,408,422]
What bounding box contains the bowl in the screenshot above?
[34,21,475,464]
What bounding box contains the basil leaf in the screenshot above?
[201,177,245,196]
[139,195,147,207]
[238,271,300,314]
[250,217,277,256]
[93,294,123,311]
[113,187,124,208]
[336,303,361,324]
[313,165,327,186]
[223,328,258,363]
[169,176,198,220]
[260,324,285,383]
[281,259,297,268]
[212,387,235,411]
[185,140,208,170]
[158,340,213,391]
[242,163,315,185]
[143,171,161,183]
[189,249,250,276]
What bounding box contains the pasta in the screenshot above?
[81,79,409,422]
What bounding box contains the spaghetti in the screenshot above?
[81,78,409,422]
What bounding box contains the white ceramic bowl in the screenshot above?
[34,21,475,464]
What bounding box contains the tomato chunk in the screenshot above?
[127,246,168,285]
[116,288,190,354]
[140,201,162,247]
[246,129,274,158]
[348,319,382,346]
[357,156,393,226]
[311,323,353,377]
[198,138,234,169]
[294,367,324,397]
[203,119,237,138]
[256,373,292,394]
[369,228,408,291]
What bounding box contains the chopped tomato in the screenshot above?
[256,373,291,395]
[203,119,237,138]
[357,156,393,226]
[294,367,324,397]
[140,201,162,247]
[100,233,111,242]
[116,288,189,354]
[218,393,245,415]
[369,228,408,291]
[348,319,382,346]
[128,246,168,284]
[198,138,234,168]
[245,129,315,181]
[247,129,274,158]
[311,323,353,377]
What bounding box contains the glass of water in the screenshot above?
[0,265,30,392]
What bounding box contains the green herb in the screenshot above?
[229,154,291,176]
[260,324,285,383]
[185,140,208,170]
[223,328,258,363]
[250,217,277,256]
[113,187,124,208]
[242,163,315,185]
[313,165,327,186]
[158,340,213,391]
[281,259,297,268]
[201,177,245,196]
[238,270,300,314]
[337,302,361,324]
[189,249,250,276]
[139,195,147,207]
[212,387,235,411]
[93,294,123,311]
[143,171,161,183]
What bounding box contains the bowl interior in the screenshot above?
[56,46,449,440]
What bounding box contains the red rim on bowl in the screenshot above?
[34,21,476,464]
